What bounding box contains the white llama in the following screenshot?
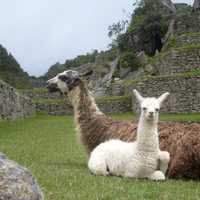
[88,90,170,180]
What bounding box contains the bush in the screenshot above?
[119,51,141,70]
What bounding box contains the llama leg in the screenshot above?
[88,156,109,176]
[158,151,170,174]
[148,170,165,181]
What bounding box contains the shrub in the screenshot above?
[119,51,141,70]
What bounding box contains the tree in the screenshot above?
[108,20,128,39]
[115,0,168,56]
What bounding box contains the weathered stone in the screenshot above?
[125,76,200,114]
[152,47,200,75]
[161,0,176,13]
[24,90,132,115]
[0,80,35,120]
[0,153,43,200]
[173,13,200,36]
[193,0,200,11]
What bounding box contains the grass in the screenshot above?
[0,113,200,200]
[96,95,131,103]
[33,98,66,105]
[163,32,200,51]
[33,95,132,105]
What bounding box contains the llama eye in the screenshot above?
[155,108,159,112]
[58,75,68,82]
[143,107,147,111]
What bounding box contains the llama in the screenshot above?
[88,90,170,180]
[47,70,200,179]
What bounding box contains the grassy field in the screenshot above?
[0,113,200,200]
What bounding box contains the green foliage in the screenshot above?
[137,13,168,56]
[176,44,200,51]
[164,33,200,51]
[0,45,32,89]
[108,20,128,38]
[163,37,177,51]
[44,49,117,80]
[96,95,131,103]
[33,98,66,105]
[113,0,169,57]
[119,51,141,70]
[32,87,48,94]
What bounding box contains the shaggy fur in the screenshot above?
[47,70,200,179]
[88,90,170,180]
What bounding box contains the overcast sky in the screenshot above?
[0,0,193,76]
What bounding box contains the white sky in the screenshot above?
[0,0,193,76]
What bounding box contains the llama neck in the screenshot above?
[67,81,103,131]
[136,116,159,152]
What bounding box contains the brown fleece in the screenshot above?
[68,80,200,179]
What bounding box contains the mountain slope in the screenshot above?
[0,45,31,89]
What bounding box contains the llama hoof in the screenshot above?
[148,171,165,181]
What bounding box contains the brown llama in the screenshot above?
[47,70,200,179]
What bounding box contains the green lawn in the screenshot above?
[0,113,200,200]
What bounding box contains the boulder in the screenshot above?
[0,153,43,200]
[161,0,176,13]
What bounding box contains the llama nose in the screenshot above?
[46,81,51,88]
[149,112,154,116]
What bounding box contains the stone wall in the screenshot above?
[97,96,132,114]
[174,33,200,47]
[35,96,132,115]
[25,88,132,115]
[152,47,200,75]
[0,80,35,120]
[174,13,200,36]
[124,75,200,113]
[163,33,200,51]
[35,101,73,115]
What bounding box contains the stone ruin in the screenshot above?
[0,79,35,120]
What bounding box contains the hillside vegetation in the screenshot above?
[0,45,31,89]
[44,49,117,80]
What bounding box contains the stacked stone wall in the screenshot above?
[124,76,200,113]
[153,48,200,75]
[0,80,35,120]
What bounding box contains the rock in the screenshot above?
[128,76,200,114]
[152,48,200,75]
[193,0,200,11]
[136,51,149,66]
[0,153,43,200]
[81,58,119,97]
[0,80,35,120]
[161,0,176,13]
[145,64,154,74]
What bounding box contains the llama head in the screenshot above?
[133,89,169,122]
[47,70,92,94]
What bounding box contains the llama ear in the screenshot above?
[133,89,144,103]
[158,92,170,105]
